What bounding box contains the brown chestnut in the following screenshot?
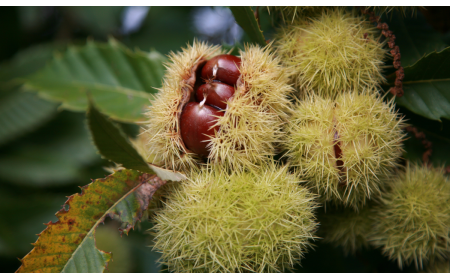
[201,54,241,86]
[333,131,344,169]
[180,102,225,157]
[196,82,235,110]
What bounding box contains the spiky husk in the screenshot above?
[269,6,326,24]
[144,41,292,173]
[284,90,406,209]
[151,162,318,273]
[209,44,292,171]
[275,8,386,98]
[131,128,162,166]
[370,164,450,269]
[426,259,450,273]
[143,41,222,172]
[318,203,376,255]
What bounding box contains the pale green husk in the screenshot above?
[426,259,450,273]
[284,90,406,209]
[319,204,376,255]
[151,162,318,272]
[370,164,450,269]
[275,8,387,98]
[268,6,326,24]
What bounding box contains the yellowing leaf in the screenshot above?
[16,169,166,273]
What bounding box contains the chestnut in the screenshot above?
[196,82,235,110]
[180,102,225,157]
[201,54,241,86]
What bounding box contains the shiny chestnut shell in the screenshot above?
[201,54,241,86]
[196,82,235,110]
[180,102,225,157]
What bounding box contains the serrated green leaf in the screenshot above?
[385,12,447,67]
[25,39,166,123]
[16,169,166,273]
[393,47,450,121]
[400,108,450,166]
[0,89,57,146]
[0,43,66,89]
[87,102,186,181]
[0,43,65,146]
[0,111,100,187]
[229,7,266,47]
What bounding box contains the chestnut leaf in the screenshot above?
[384,11,446,68]
[399,107,450,167]
[87,101,186,181]
[23,39,166,123]
[16,169,165,273]
[392,46,450,121]
[0,43,66,146]
[229,7,266,47]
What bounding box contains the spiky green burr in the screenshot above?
[370,164,450,269]
[318,204,376,255]
[269,6,325,24]
[151,162,318,273]
[426,260,450,273]
[275,8,387,98]
[284,90,406,209]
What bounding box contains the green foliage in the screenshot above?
[370,164,450,269]
[126,7,196,55]
[368,7,419,17]
[152,162,318,272]
[87,102,154,174]
[0,43,66,87]
[0,88,57,147]
[229,7,266,46]
[16,169,166,273]
[393,47,450,121]
[401,108,450,167]
[0,111,101,187]
[0,188,66,257]
[87,101,186,181]
[384,11,446,67]
[0,44,67,146]
[61,7,123,37]
[24,39,166,123]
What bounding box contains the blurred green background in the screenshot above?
[0,6,449,273]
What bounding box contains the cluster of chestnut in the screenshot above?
[180,54,241,157]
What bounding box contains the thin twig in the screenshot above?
[360,7,404,97]
[405,126,433,166]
